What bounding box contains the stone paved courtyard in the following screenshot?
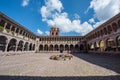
[0,52,120,80]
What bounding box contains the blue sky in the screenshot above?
[0,0,120,36]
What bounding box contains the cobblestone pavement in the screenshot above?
[0,53,120,80]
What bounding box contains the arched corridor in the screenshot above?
[29,43,32,51]
[33,44,35,50]
[106,39,115,51]
[65,44,69,51]
[39,45,43,51]
[49,44,53,51]
[0,36,7,51]
[7,38,17,51]
[17,40,24,51]
[75,44,79,51]
[60,44,64,51]
[44,44,48,51]
[80,44,84,51]
[24,42,29,51]
[54,44,59,51]
[70,44,74,51]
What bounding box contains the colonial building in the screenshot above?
[0,12,120,54]
[85,13,120,54]
[37,26,82,52]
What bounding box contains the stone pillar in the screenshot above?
[14,27,17,33]
[27,43,29,51]
[114,39,118,52]
[9,25,12,31]
[3,22,7,32]
[5,39,9,52]
[35,42,39,52]
[15,42,19,52]
[22,42,25,51]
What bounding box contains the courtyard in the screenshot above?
[0,52,120,80]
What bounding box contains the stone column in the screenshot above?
[5,39,9,52]
[15,42,19,52]
[27,43,30,51]
[3,22,7,32]
[22,42,25,52]
[9,25,12,31]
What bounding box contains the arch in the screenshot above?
[65,44,69,51]
[0,36,7,51]
[29,43,32,51]
[107,25,112,34]
[44,44,48,51]
[112,22,118,32]
[116,36,120,51]
[0,20,5,32]
[7,38,17,51]
[106,38,115,51]
[54,44,59,51]
[104,27,107,35]
[49,44,53,51]
[118,20,120,28]
[80,44,84,50]
[33,44,35,50]
[75,44,79,50]
[60,44,64,51]
[0,20,5,27]
[39,44,43,51]
[70,44,74,51]
[24,42,29,51]
[17,40,24,51]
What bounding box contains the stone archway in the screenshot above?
[24,42,29,51]
[112,23,118,32]
[65,44,69,51]
[70,44,74,51]
[80,44,84,50]
[29,43,32,51]
[17,40,24,51]
[60,44,64,51]
[106,38,115,51]
[7,38,17,51]
[54,44,59,51]
[39,44,43,51]
[32,44,35,50]
[49,44,53,51]
[75,44,79,51]
[116,36,120,51]
[0,36,7,52]
[44,44,48,51]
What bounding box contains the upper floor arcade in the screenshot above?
[0,12,36,41]
[85,12,120,42]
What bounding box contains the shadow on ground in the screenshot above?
[73,53,120,74]
[0,75,120,80]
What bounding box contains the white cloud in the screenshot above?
[89,0,120,21]
[45,31,50,36]
[40,0,63,21]
[89,18,95,24]
[22,0,30,7]
[37,29,43,35]
[40,0,93,35]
